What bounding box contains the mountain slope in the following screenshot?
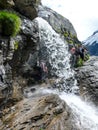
[83,31,98,56]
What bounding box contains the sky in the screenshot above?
[41,0,98,41]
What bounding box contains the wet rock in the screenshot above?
[0,93,75,130]
[0,62,13,107]
[76,56,98,105]
[11,18,39,78]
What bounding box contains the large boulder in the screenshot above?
[0,93,75,130]
[76,56,98,105]
[13,0,41,19]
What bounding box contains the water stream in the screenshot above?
[35,17,98,130]
[37,17,78,93]
[60,94,98,130]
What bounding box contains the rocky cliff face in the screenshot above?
[38,5,77,37]
[0,0,78,103]
[0,0,94,130]
[76,56,98,105]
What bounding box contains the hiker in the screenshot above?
[70,46,76,54]
[78,45,85,60]
[70,46,76,67]
[40,60,48,82]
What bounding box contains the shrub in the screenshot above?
[69,40,73,44]
[76,58,84,67]
[84,54,90,61]
[0,11,21,36]
[64,31,69,37]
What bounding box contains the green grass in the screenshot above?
[75,57,84,67]
[0,11,21,36]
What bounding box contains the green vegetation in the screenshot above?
[0,11,21,36]
[62,27,90,68]
[63,29,81,46]
[68,40,73,44]
[14,41,19,50]
[75,54,90,67]
[64,31,69,37]
[84,54,90,61]
[63,30,76,45]
[75,58,84,67]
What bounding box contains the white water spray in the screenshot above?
[60,94,98,130]
[40,88,98,130]
[33,17,98,130]
[36,17,78,92]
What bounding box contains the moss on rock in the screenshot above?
[0,11,21,36]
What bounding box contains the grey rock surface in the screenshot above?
[0,93,75,130]
[13,0,41,19]
[38,5,77,37]
[76,56,98,105]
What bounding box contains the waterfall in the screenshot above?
[36,17,78,93]
[27,86,98,130]
[60,94,98,130]
[34,17,98,130]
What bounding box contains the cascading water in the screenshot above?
[60,94,98,130]
[31,17,98,130]
[36,17,78,93]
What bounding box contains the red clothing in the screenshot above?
[70,47,76,54]
[40,62,48,73]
